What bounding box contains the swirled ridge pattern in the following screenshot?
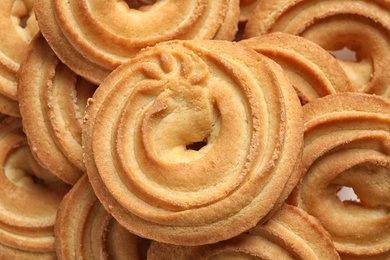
[0,116,69,259]
[34,0,240,84]
[292,93,390,259]
[55,175,148,259]
[0,0,38,116]
[83,39,303,245]
[18,34,96,185]
[147,204,341,259]
[244,0,390,97]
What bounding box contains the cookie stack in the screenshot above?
[0,0,389,259]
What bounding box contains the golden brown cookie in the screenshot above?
[55,174,149,259]
[244,0,390,97]
[34,0,240,85]
[0,116,70,259]
[240,32,354,104]
[147,204,340,259]
[0,0,39,116]
[18,33,96,185]
[83,39,303,245]
[239,0,259,22]
[290,93,390,259]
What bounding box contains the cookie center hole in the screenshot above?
[11,0,31,28]
[11,0,38,42]
[124,0,156,9]
[337,186,360,203]
[328,47,357,62]
[5,145,60,192]
[30,174,45,185]
[5,159,47,191]
[186,138,208,151]
[19,15,29,28]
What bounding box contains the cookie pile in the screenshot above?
[0,0,389,259]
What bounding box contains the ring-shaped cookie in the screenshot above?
[83,40,303,245]
[147,204,340,259]
[0,116,70,258]
[18,34,96,185]
[239,0,259,22]
[244,0,390,97]
[55,175,149,259]
[291,93,390,259]
[240,32,354,104]
[0,0,38,116]
[34,0,240,85]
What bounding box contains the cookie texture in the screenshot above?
[83,39,303,245]
[0,0,388,258]
[291,93,390,259]
[18,33,96,185]
[240,32,354,104]
[0,0,38,116]
[55,174,149,259]
[34,0,240,84]
[244,0,390,97]
[147,204,340,259]
[0,116,69,259]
